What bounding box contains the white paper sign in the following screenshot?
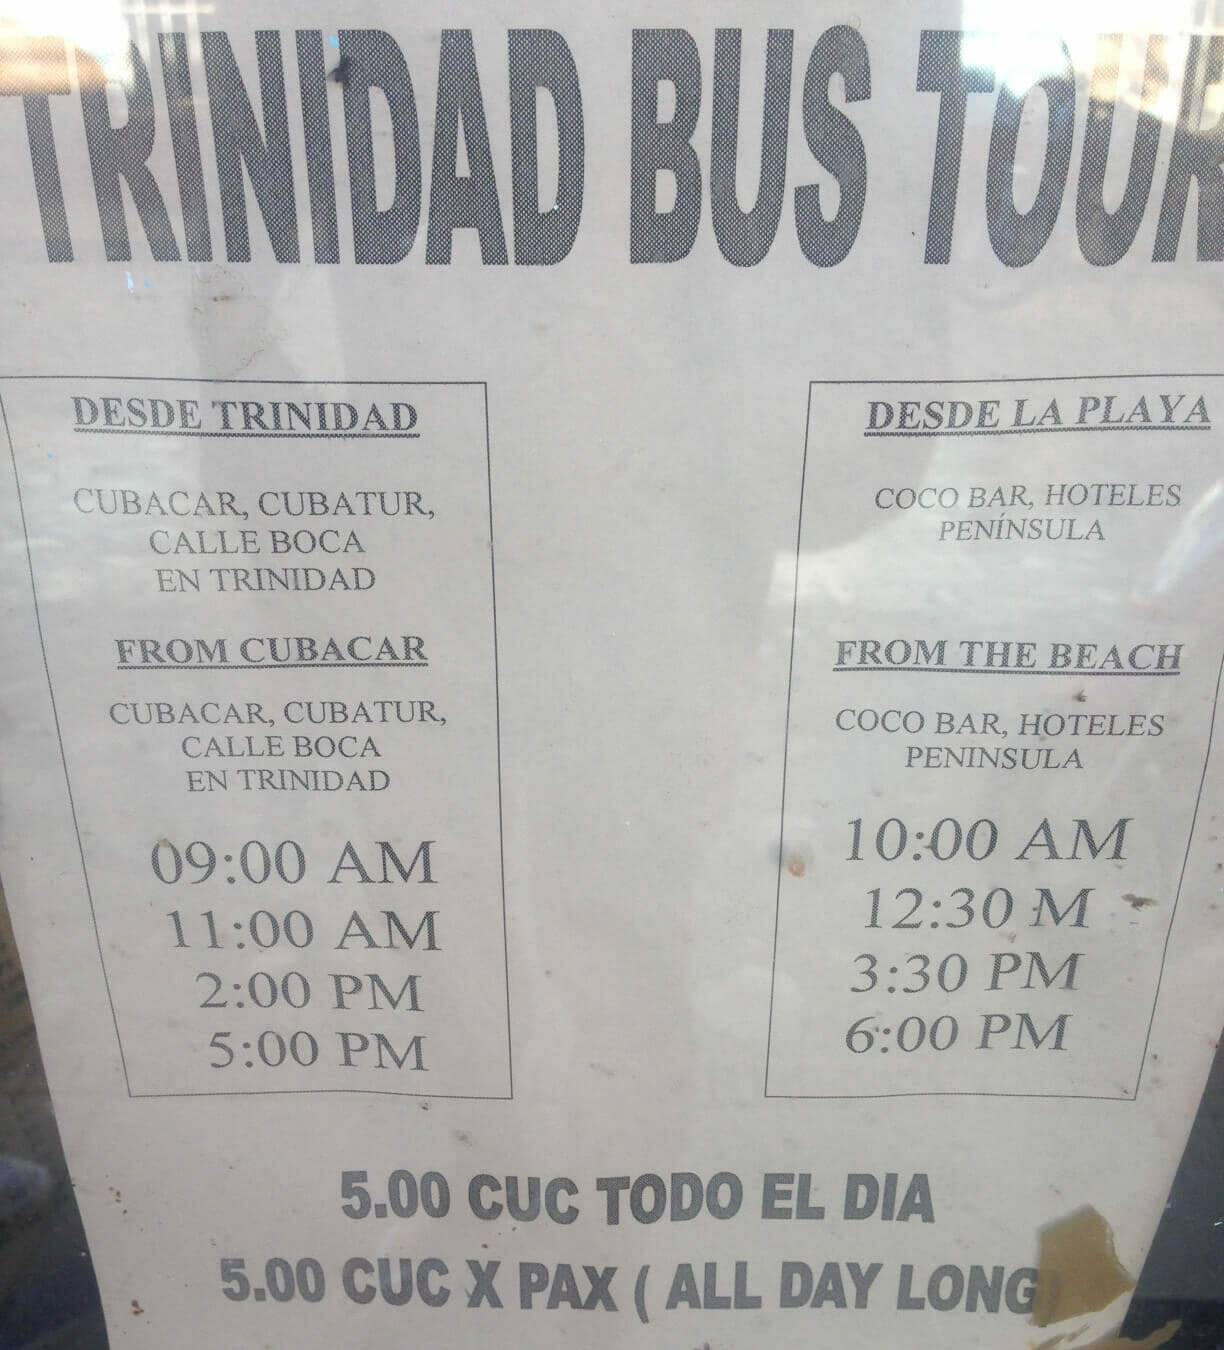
[0,5,1222,1348]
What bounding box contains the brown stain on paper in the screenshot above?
[1032,1206,1135,1327]
[1030,1207,1180,1350]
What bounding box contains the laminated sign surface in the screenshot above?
[0,2,1222,1346]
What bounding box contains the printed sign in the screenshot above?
[0,5,1222,1347]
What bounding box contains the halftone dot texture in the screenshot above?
[0,37,73,259]
[709,28,792,267]
[986,44,1075,267]
[1154,34,1224,261]
[796,25,871,266]
[630,28,703,262]
[295,29,339,263]
[509,29,584,265]
[160,31,213,261]
[426,29,508,264]
[78,41,180,261]
[918,31,992,264]
[339,29,421,265]
[202,30,299,262]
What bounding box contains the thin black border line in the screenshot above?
[1,387,133,1093]
[831,667,1180,677]
[8,375,484,386]
[130,1088,513,1101]
[4,376,513,1103]
[809,372,1220,386]
[74,429,421,440]
[115,663,430,672]
[767,1090,1136,1101]
[767,374,1223,1101]
[1132,645,1224,1097]
[764,384,813,1098]
[484,382,514,1100]
[862,427,1206,438]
